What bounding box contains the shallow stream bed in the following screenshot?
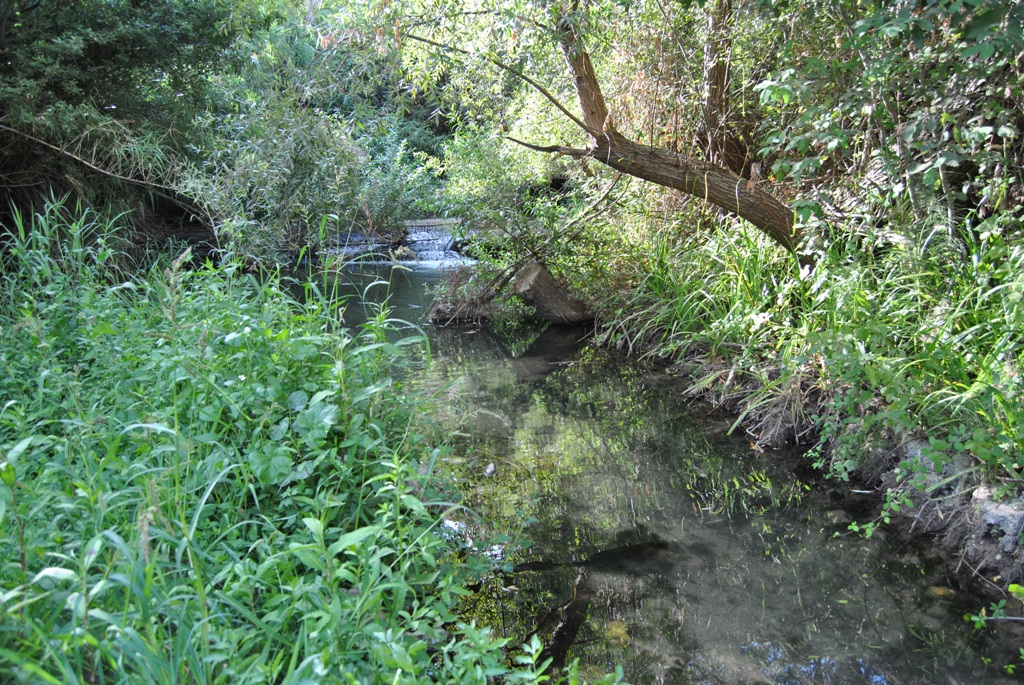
[326,261,1022,684]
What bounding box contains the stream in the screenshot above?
[320,239,1021,684]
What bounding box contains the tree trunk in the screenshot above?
[702,0,731,167]
[700,0,750,176]
[592,134,795,250]
[554,21,798,252]
[537,570,593,675]
[514,262,595,325]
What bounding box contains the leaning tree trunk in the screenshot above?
[553,20,798,252]
[514,262,595,325]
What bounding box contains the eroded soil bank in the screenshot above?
[876,438,1024,616]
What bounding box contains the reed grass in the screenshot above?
[597,210,1024,500]
[0,197,623,684]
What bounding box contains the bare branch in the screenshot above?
[504,136,590,156]
[561,172,622,237]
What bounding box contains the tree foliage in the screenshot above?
[0,0,240,214]
[0,0,448,257]
[756,0,1024,242]
[386,0,1022,255]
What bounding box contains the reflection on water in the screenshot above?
[325,264,1020,685]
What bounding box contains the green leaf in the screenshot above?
[90,320,116,336]
[288,390,309,412]
[0,462,15,488]
[965,7,1005,42]
[327,525,381,556]
[290,545,325,572]
[310,389,336,405]
[4,436,35,464]
[0,649,62,685]
[270,418,289,441]
[294,402,338,445]
[962,43,995,60]
[303,517,324,539]
[248,442,293,485]
[121,423,176,436]
[193,400,216,424]
[83,536,104,569]
[33,567,78,584]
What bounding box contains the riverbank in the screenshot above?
[652,327,1024,610]
[436,215,1024,649]
[581,222,1024,642]
[0,203,626,684]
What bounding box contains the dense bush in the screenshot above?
[0,1,448,261]
[0,0,237,213]
[0,200,621,683]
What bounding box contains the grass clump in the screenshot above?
[597,209,1024,510]
[0,198,622,684]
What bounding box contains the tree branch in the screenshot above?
[480,171,622,302]
[404,32,594,135]
[504,136,590,156]
[0,122,211,224]
[549,20,799,252]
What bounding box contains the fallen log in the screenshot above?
[513,262,594,325]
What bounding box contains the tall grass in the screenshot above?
[0,198,622,684]
[598,212,1024,498]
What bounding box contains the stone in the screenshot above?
[973,486,1024,553]
[513,262,594,325]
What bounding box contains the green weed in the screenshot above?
[0,199,622,684]
[595,209,1023,499]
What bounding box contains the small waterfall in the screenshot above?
[323,218,470,268]
[401,218,468,266]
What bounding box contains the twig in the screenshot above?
[477,171,624,302]
[504,136,591,157]
[956,555,1007,594]
[559,172,622,237]
[0,122,211,224]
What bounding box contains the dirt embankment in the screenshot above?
[856,437,1024,606]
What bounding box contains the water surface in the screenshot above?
[329,262,1021,684]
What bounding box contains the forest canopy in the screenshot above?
[2,0,1020,259]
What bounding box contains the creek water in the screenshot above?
[322,256,1021,685]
